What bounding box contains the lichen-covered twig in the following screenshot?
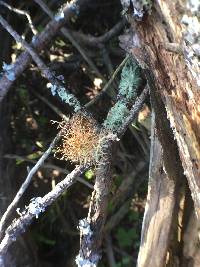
[0,165,85,256]
[0,0,89,102]
[103,56,144,132]
[0,134,60,240]
[85,54,130,108]
[76,137,115,267]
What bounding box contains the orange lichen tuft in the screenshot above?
[55,114,101,165]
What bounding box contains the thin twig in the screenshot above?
[0,165,85,256]
[0,0,89,102]
[101,46,114,76]
[0,1,37,35]
[105,235,116,267]
[31,90,68,120]
[34,0,104,80]
[118,85,149,137]
[69,19,126,48]
[0,134,60,239]
[0,14,82,112]
[85,54,130,108]
[4,154,94,189]
[110,161,147,210]
[105,201,130,232]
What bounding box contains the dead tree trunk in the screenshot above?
[120,0,200,266]
[137,111,181,267]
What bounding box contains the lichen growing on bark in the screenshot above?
[103,101,129,131]
[103,56,142,132]
[119,57,141,100]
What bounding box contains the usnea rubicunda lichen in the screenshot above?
[55,114,102,165]
[103,56,142,132]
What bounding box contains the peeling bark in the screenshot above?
[120,0,200,266]
[121,0,200,217]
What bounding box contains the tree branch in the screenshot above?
[0,14,82,112]
[76,58,148,266]
[76,137,115,267]
[69,19,126,48]
[0,1,37,35]
[0,0,90,102]
[118,85,149,137]
[34,0,103,80]
[0,165,85,256]
[4,154,94,189]
[0,134,60,240]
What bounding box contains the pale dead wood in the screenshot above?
[183,211,200,267]
[124,0,200,217]
[137,111,177,267]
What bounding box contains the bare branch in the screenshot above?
[118,85,149,137]
[34,0,103,80]
[85,54,130,108]
[0,135,60,239]
[69,19,126,48]
[0,14,82,112]
[105,235,116,267]
[0,1,37,35]
[4,154,94,190]
[31,90,68,120]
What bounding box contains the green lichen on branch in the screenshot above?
[50,84,81,112]
[103,100,129,131]
[119,57,141,101]
[103,55,142,132]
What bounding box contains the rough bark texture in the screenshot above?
[119,0,200,266]
[78,141,114,266]
[124,0,200,216]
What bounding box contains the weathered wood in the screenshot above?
[119,0,200,265]
[137,111,177,267]
[124,0,200,217]
[183,211,200,267]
